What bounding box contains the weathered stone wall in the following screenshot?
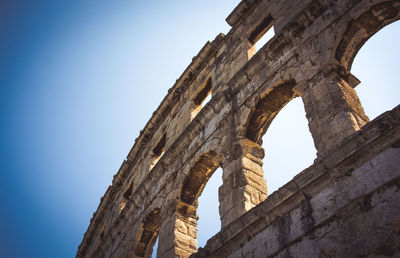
[78,0,400,257]
[194,107,400,257]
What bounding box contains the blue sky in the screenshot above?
[0,1,398,257]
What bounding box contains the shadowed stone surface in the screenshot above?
[78,0,400,257]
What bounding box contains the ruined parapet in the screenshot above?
[78,0,400,257]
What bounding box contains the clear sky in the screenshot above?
[0,1,398,257]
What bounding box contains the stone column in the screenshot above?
[219,138,267,228]
[300,70,369,156]
[157,200,198,258]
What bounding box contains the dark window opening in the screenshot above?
[150,134,166,170]
[248,15,275,59]
[193,78,212,106]
[153,134,166,157]
[191,78,212,120]
[123,181,134,200]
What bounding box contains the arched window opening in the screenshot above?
[196,167,222,248]
[351,21,400,120]
[261,98,316,194]
[246,81,296,144]
[179,152,222,250]
[134,209,161,258]
[245,82,317,197]
[180,152,220,205]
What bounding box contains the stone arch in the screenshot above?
[78,1,400,257]
[180,151,222,206]
[150,151,223,257]
[335,1,400,71]
[242,79,317,195]
[350,21,400,121]
[245,81,297,144]
[133,209,162,257]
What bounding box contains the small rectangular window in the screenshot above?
[123,181,134,199]
[248,15,275,59]
[119,200,127,213]
[150,134,166,170]
[191,78,212,120]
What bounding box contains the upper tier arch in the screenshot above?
[78,1,400,257]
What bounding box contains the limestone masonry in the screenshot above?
[78,0,400,257]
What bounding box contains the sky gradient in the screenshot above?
[1,1,399,257]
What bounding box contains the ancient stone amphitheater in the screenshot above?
[78,0,400,257]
